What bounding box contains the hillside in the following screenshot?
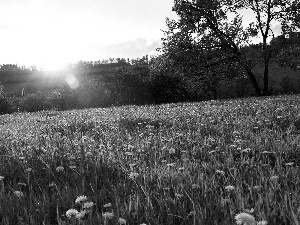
[1,95,300,224]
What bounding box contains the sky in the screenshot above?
[0,0,282,70]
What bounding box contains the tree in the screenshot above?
[160,0,300,96]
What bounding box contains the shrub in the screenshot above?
[0,83,12,114]
[19,92,49,112]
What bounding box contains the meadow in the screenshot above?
[1,95,300,225]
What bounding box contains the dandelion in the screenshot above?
[168,148,176,154]
[129,172,139,179]
[66,209,79,218]
[25,168,32,172]
[167,163,176,167]
[270,175,279,181]
[103,202,112,208]
[216,170,225,175]
[75,195,87,204]
[56,166,64,172]
[235,212,256,225]
[118,218,127,224]
[257,220,268,225]
[253,185,261,191]
[102,212,114,220]
[75,210,87,220]
[192,184,200,189]
[83,201,94,209]
[225,185,235,191]
[14,191,24,198]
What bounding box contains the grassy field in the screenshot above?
[1,95,300,224]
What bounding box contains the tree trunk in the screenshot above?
[263,62,269,95]
[245,66,262,96]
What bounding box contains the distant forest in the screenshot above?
[0,33,300,114]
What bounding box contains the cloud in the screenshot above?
[94,38,162,59]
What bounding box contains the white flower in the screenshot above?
[69,165,77,169]
[270,176,279,181]
[118,217,127,224]
[14,191,24,198]
[75,195,87,204]
[102,212,114,219]
[75,210,87,220]
[66,209,79,218]
[0,176,4,181]
[192,184,200,189]
[83,201,94,209]
[56,166,64,172]
[216,170,225,175]
[257,220,268,225]
[103,202,112,208]
[225,185,235,191]
[168,148,176,154]
[235,212,256,225]
[129,172,139,179]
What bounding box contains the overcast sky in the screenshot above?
[0,0,282,69]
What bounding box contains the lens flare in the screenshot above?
[65,74,79,89]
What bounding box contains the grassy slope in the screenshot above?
[1,95,300,224]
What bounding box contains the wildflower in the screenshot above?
[69,165,76,169]
[257,220,268,225]
[125,152,134,156]
[0,176,4,181]
[56,166,64,172]
[75,195,87,204]
[235,212,256,225]
[75,210,87,220]
[103,202,112,208]
[253,185,261,191]
[25,168,32,172]
[216,170,225,175]
[192,184,200,189]
[175,193,183,198]
[178,167,184,171]
[241,148,251,153]
[285,162,294,166]
[102,212,114,219]
[66,209,79,218]
[14,191,24,198]
[270,176,279,181]
[83,201,94,209]
[118,218,127,224]
[169,148,176,154]
[167,163,176,167]
[17,182,27,187]
[225,185,235,191]
[129,172,139,179]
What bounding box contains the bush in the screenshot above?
[0,83,12,114]
[20,93,49,112]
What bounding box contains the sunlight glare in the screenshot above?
[65,74,79,89]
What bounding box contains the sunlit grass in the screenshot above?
[1,95,300,224]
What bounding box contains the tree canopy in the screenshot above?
[157,0,300,96]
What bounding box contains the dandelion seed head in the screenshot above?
[66,209,79,218]
[118,217,127,224]
[75,195,87,204]
[75,210,87,220]
[56,166,64,172]
[102,212,114,219]
[235,212,256,225]
[257,220,268,225]
[129,172,139,179]
[83,201,94,209]
[103,202,112,208]
[14,191,24,198]
[225,185,235,191]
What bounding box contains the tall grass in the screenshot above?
[1,95,300,224]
